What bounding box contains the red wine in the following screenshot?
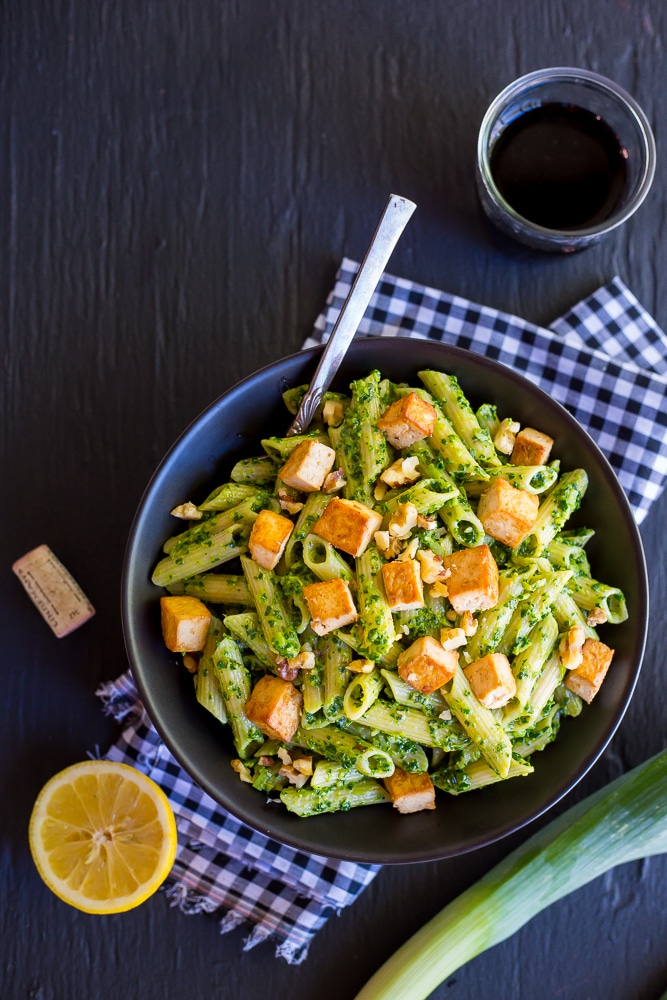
[489,103,628,230]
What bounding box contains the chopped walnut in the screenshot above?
[287,650,316,672]
[275,658,300,682]
[438,708,452,722]
[417,514,437,530]
[374,530,403,559]
[460,610,478,637]
[388,502,419,538]
[277,746,292,765]
[182,653,199,674]
[430,580,449,598]
[322,469,346,493]
[440,627,466,650]
[373,480,389,502]
[277,490,305,515]
[587,606,609,626]
[397,537,420,561]
[258,755,275,767]
[559,624,587,670]
[231,759,253,783]
[348,658,375,674]
[279,765,310,788]
[374,529,390,550]
[493,418,521,455]
[292,756,313,776]
[323,399,345,427]
[416,548,446,583]
[380,455,421,488]
[170,501,203,520]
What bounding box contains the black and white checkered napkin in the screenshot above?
[305,258,667,524]
[100,260,666,963]
[97,671,379,964]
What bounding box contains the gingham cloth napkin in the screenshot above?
[305,258,667,524]
[99,258,667,963]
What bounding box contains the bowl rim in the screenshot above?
[121,338,649,863]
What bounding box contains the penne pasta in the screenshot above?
[150,367,629,817]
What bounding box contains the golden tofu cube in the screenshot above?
[384,767,436,813]
[565,637,614,704]
[397,636,458,694]
[442,544,499,614]
[511,427,554,466]
[312,497,382,558]
[248,508,294,570]
[464,653,516,709]
[477,477,539,549]
[381,558,424,612]
[302,577,359,635]
[244,674,303,742]
[377,392,437,449]
[278,439,336,493]
[160,595,212,653]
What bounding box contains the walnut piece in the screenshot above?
[277,489,305,515]
[287,650,316,672]
[279,765,310,787]
[348,659,375,674]
[388,502,419,539]
[559,624,587,670]
[380,456,421,488]
[231,759,253,783]
[170,501,202,520]
[493,418,521,455]
[323,400,345,427]
[275,658,300,682]
[416,548,446,584]
[460,610,478,637]
[440,627,466,650]
[374,530,404,559]
[322,469,346,493]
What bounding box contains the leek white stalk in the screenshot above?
[356,748,667,1000]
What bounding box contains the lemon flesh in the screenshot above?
[29,760,177,914]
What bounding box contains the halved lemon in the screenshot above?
[28,759,178,914]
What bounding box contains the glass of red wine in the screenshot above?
[476,67,656,252]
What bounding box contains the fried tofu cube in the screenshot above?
[397,636,458,694]
[377,392,437,449]
[477,477,539,549]
[312,497,382,557]
[442,544,499,614]
[511,427,554,466]
[248,508,294,570]
[244,674,303,742]
[278,439,336,493]
[384,767,436,814]
[302,577,359,635]
[160,595,212,652]
[565,638,614,704]
[464,653,516,709]
[381,559,424,612]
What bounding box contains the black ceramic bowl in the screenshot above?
[121,338,648,863]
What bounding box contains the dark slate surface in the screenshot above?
[2,3,666,999]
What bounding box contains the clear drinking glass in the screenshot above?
[476,67,656,252]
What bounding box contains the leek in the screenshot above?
[356,747,667,1000]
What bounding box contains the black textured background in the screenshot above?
[2,3,666,999]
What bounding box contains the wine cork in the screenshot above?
[12,544,96,637]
